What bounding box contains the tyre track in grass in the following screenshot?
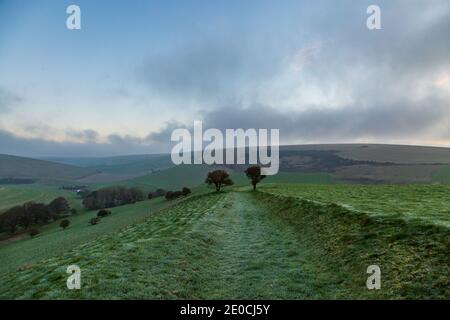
[201,191,336,299]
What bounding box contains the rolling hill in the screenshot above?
[1,186,448,299]
[3,144,450,186]
[0,154,98,184]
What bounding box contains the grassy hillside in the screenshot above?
[45,154,173,173]
[0,154,96,183]
[0,184,448,299]
[4,143,450,186]
[94,165,336,192]
[283,144,450,164]
[0,186,81,213]
[432,165,450,184]
[0,196,183,274]
[115,164,219,191]
[259,184,450,227]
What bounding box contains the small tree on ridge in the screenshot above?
[245,166,266,191]
[205,170,233,192]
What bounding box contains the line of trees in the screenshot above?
[165,187,191,200]
[82,186,145,210]
[147,188,167,200]
[0,197,71,234]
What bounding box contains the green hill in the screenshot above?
[0,186,80,213]
[45,154,173,174]
[31,144,450,185]
[0,184,448,299]
[0,154,97,184]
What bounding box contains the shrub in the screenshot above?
[154,189,166,197]
[60,219,70,230]
[97,209,111,218]
[165,191,174,200]
[182,187,191,196]
[90,217,100,225]
[70,208,78,215]
[173,191,182,198]
[29,228,40,237]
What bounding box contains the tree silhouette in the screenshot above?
[205,170,233,192]
[182,187,191,196]
[60,219,70,230]
[48,197,70,215]
[245,166,266,191]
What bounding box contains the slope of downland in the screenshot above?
[0,154,96,184]
[1,186,447,299]
[0,197,181,275]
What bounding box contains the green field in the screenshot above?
[260,184,450,227]
[0,186,80,213]
[0,154,95,183]
[432,165,450,184]
[101,165,335,192]
[0,196,184,274]
[0,182,448,299]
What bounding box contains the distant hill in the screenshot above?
[0,154,98,184]
[281,144,450,164]
[229,144,450,184]
[5,144,450,186]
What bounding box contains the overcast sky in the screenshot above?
[0,0,449,157]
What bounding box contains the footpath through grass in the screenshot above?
[1,187,448,299]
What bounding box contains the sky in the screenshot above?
[0,0,449,157]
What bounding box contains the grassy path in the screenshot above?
[0,191,331,299]
[1,189,447,299]
[202,192,333,299]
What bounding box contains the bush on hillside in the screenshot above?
[90,217,100,225]
[60,219,70,230]
[182,187,191,196]
[97,209,112,218]
[148,188,167,200]
[165,190,186,200]
[29,228,40,237]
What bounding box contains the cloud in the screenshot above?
[145,121,188,144]
[1,0,450,157]
[0,129,160,158]
[137,33,297,106]
[0,87,22,113]
[67,129,99,143]
[200,96,450,144]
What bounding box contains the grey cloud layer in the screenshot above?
[201,97,450,143]
[0,129,150,157]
